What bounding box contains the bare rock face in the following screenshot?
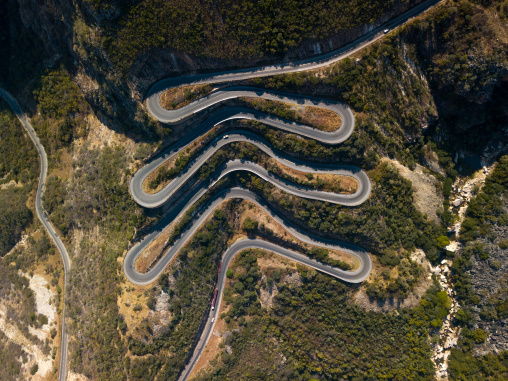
[452,198,463,207]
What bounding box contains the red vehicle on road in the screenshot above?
[211,289,218,310]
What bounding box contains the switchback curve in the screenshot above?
[125,1,444,378]
[126,88,372,380]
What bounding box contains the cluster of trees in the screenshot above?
[241,160,443,296]
[96,0,415,73]
[0,99,39,185]
[449,348,508,380]
[447,155,508,378]
[461,155,508,242]
[32,69,90,154]
[62,145,147,379]
[149,151,194,189]
[0,187,33,256]
[162,84,213,110]
[125,209,232,380]
[44,176,70,235]
[0,100,38,256]
[0,330,26,379]
[255,36,435,170]
[196,255,452,380]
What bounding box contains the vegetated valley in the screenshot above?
[0,0,506,380]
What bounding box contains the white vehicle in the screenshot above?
[211,318,215,323]
[223,135,229,139]
[211,306,214,310]
[383,29,390,34]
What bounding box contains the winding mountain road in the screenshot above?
[126,89,372,380]
[125,1,443,379]
[0,1,442,380]
[0,89,70,381]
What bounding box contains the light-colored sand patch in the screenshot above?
[150,290,172,336]
[24,273,57,325]
[389,159,443,223]
[0,179,22,189]
[67,371,91,381]
[16,272,57,345]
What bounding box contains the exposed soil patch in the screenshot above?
[354,249,433,313]
[0,307,53,379]
[188,294,231,380]
[389,159,443,223]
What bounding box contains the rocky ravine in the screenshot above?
[430,164,495,380]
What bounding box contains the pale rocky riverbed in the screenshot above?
[430,165,494,380]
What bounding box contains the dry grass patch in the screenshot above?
[49,148,72,181]
[267,157,358,194]
[241,97,342,131]
[160,84,213,110]
[238,200,359,270]
[388,159,443,223]
[188,298,230,380]
[117,276,152,334]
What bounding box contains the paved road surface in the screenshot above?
[0,89,70,381]
[125,1,443,378]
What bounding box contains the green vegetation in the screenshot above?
[449,349,508,380]
[126,210,232,380]
[0,0,504,379]
[460,156,508,242]
[240,160,442,297]
[32,69,90,154]
[98,0,408,73]
[29,364,38,375]
[0,99,39,185]
[242,216,258,232]
[0,187,33,256]
[196,250,451,380]
[43,176,70,235]
[65,144,146,379]
[448,156,508,379]
[0,330,25,379]
[0,99,38,255]
[57,145,144,236]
